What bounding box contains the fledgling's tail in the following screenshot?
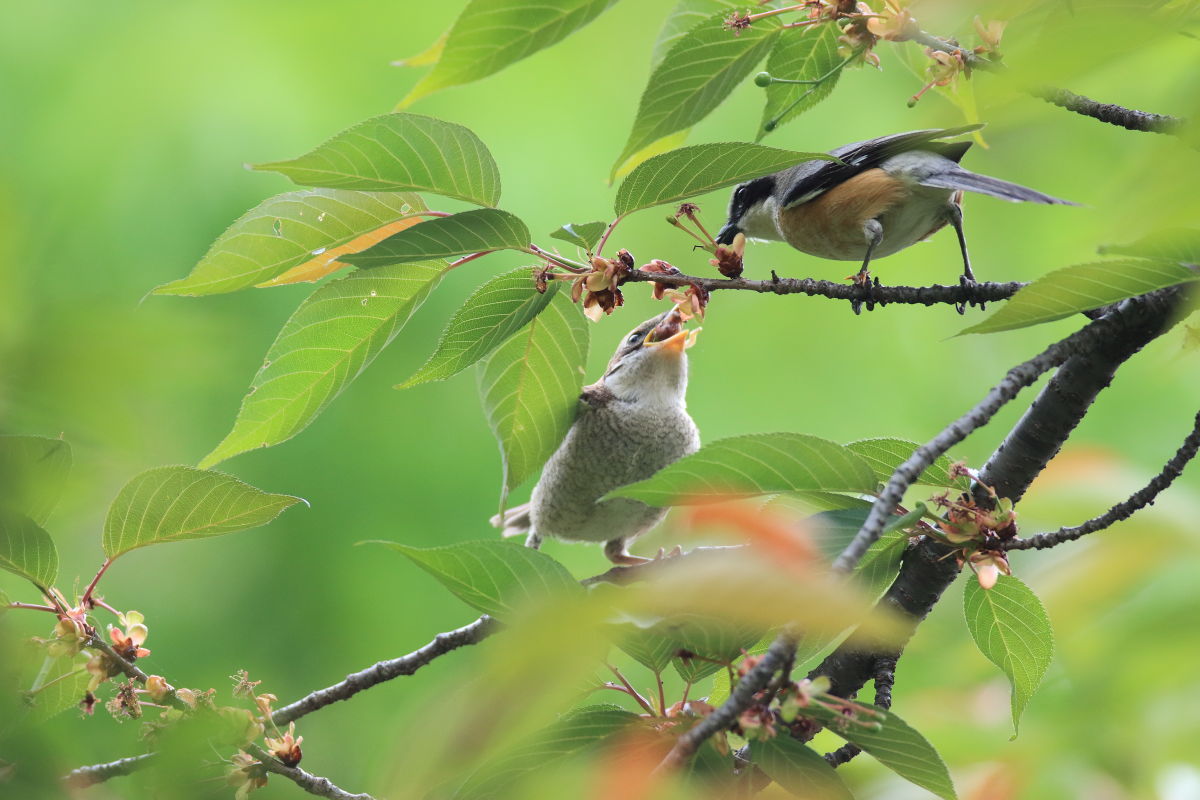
[920,168,1079,205]
[489,502,532,538]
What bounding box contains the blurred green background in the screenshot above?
[2,1,1199,798]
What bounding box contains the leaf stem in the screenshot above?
[81,558,113,607]
[655,670,667,716]
[593,214,626,258]
[525,244,588,272]
[7,602,60,613]
[445,251,494,271]
[607,664,657,716]
[762,51,857,132]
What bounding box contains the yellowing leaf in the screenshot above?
[257,214,427,287]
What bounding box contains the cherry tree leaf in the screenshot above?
[201,262,444,468]
[959,259,1200,335]
[453,705,639,799]
[608,433,877,506]
[614,142,834,216]
[846,438,970,490]
[797,703,956,800]
[346,209,530,268]
[254,113,501,207]
[0,509,58,587]
[549,222,607,253]
[0,435,72,525]
[964,575,1054,735]
[754,735,854,800]
[24,654,92,722]
[477,291,589,499]
[1098,227,1200,265]
[758,20,843,139]
[612,12,781,179]
[373,539,582,620]
[400,0,620,107]
[154,190,426,296]
[400,269,556,389]
[652,0,743,66]
[102,466,303,559]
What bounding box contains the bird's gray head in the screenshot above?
[716,175,778,245]
[602,308,698,405]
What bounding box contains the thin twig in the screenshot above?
[655,632,797,773]
[6,602,59,613]
[624,269,1025,308]
[245,744,375,800]
[271,616,498,726]
[1002,407,1200,550]
[1032,86,1186,135]
[63,753,158,788]
[822,654,897,767]
[832,286,1184,573]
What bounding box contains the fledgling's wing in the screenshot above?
[779,125,983,209]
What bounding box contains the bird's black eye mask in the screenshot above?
[719,176,774,244]
[728,176,774,223]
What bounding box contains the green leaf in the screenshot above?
[855,529,908,598]
[25,654,91,721]
[200,261,444,468]
[153,190,427,296]
[652,0,742,67]
[400,269,556,389]
[254,113,501,207]
[401,0,620,107]
[25,654,92,722]
[102,467,303,559]
[846,438,970,490]
[754,735,854,800]
[345,209,530,268]
[614,624,678,674]
[453,705,639,799]
[1098,228,1200,265]
[549,222,607,253]
[811,507,907,595]
[669,615,762,683]
[477,291,589,498]
[0,509,58,587]
[612,12,781,178]
[964,575,1054,735]
[0,435,72,525]
[959,259,1200,335]
[758,21,843,138]
[609,433,877,506]
[374,539,582,620]
[614,142,835,216]
[798,703,956,800]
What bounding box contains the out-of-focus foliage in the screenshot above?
[2,1,1199,798]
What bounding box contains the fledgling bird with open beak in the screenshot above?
[716,125,1077,284]
[491,308,700,565]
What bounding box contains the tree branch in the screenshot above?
[1002,407,1200,550]
[833,286,1185,572]
[810,286,1186,703]
[822,654,898,767]
[271,616,498,726]
[1031,86,1186,135]
[625,269,1024,308]
[655,632,798,773]
[245,744,375,800]
[63,753,157,788]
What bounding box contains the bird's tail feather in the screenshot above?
[490,502,532,538]
[921,168,1078,205]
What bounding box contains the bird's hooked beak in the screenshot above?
[644,309,700,355]
[715,221,740,246]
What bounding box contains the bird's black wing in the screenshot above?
[779,125,983,209]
